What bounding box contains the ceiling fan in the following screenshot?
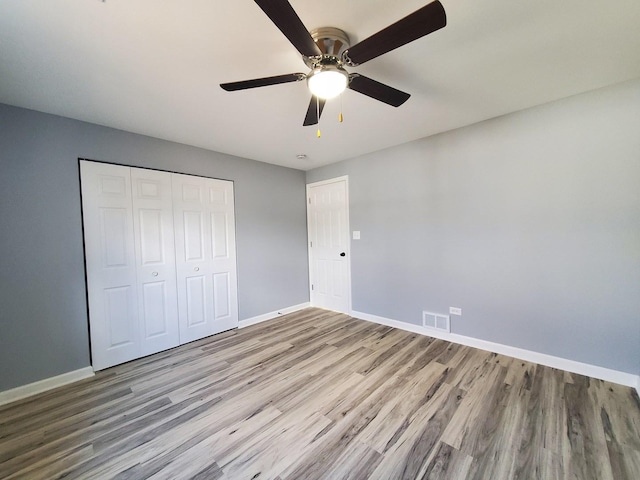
[220,0,447,126]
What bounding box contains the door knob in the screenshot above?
[152,271,158,277]
[340,252,346,257]
[194,267,200,271]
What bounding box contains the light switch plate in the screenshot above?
[449,307,462,316]
[352,231,361,240]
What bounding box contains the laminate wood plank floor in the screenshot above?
[1,308,638,479]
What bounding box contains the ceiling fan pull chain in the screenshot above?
[316,96,321,138]
[339,93,344,123]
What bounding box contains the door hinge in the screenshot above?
[311,284,314,290]
[310,241,313,247]
[308,197,311,204]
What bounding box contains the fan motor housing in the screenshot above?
[303,27,351,68]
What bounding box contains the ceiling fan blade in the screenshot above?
[254,0,321,57]
[348,75,410,107]
[220,73,305,91]
[303,96,326,126]
[342,0,446,66]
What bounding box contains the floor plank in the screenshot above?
[0,308,638,479]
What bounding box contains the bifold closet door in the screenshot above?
[81,161,180,370]
[172,173,239,344]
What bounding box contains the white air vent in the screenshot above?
[423,311,451,333]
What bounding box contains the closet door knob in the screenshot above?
[152,271,159,277]
[340,252,346,257]
[194,267,200,272]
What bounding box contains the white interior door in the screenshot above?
[307,176,351,313]
[131,167,180,355]
[172,174,238,343]
[81,161,140,370]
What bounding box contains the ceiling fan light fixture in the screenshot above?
[220,1,447,125]
[307,66,348,99]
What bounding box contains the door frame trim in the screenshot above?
[306,175,352,314]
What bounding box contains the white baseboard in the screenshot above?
[0,366,95,407]
[239,302,310,329]
[351,310,640,390]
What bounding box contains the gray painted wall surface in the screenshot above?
[307,79,640,375]
[0,104,309,391]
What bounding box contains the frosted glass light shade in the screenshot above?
[308,68,348,99]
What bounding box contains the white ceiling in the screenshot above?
[1,0,639,171]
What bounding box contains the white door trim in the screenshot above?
[306,175,352,314]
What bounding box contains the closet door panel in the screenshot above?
[80,161,140,370]
[183,211,206,262]
[131,168,179,355]
[213,272,231,319]
[138,209,163,263]
[173,175,213,343]
[103,286,137,348]
[207,179,238,332]
[211,212,229,258]
[173,174,238,343]
[141,281,169,336]
[186,275,208,327]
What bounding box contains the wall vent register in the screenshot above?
[422,311,451,333]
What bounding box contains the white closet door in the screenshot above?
[80,161,140,370]
[207,178,238,333]
[172,174,238,343]
[131,167,180,355]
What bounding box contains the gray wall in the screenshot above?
[0,104,309,391]
[307,79,640,375]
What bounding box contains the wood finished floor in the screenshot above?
[1,308,639,480]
